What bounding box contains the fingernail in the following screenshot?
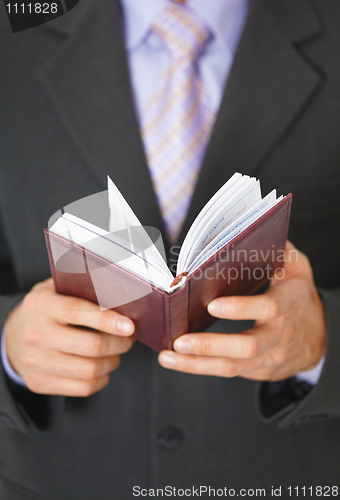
[159,352,176,368]
[207,299,225,315]
[117,319,134,335]
[174,337,191,353]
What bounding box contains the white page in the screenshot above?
[107,176,170,273]
[187,191,281,274]
[65,212,172,279]
[50,213,173,290]
[177,177,261,274]
[178,172,242,271]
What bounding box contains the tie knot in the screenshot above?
[152,4,211,60]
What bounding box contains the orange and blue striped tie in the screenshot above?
[141,3,215,243]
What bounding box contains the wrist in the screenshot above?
[1,328,26,386]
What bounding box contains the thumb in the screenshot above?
[271,240,312,285]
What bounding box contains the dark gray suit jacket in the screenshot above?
[1,0,340,498]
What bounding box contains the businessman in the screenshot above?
[0,0,340,498]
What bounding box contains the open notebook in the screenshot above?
[45,173,292,351]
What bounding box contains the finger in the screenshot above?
[26,323,134,358]
[159,348,295,381]
[158,350,264,378]
[277,240,313,282]
[30,351,121,380]
[35,292,135,336]
[207,290,290,321]
[26,373,110,397]
[284,240,302,266]
[173,324,281,359]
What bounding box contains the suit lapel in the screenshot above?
[39,0,166,238]
[179,0,324,243]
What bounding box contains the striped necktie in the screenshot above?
[141,3,215,243]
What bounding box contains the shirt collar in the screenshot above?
[120,0,250,57]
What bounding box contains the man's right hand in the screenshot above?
[4,278,135,397]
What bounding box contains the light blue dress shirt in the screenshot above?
[1,0,323,387]
[121,0,250,121]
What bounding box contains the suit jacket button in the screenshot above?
[157,427,184,451]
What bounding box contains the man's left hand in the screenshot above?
[158,241,326,381]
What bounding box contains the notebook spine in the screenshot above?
[163,282,190,350]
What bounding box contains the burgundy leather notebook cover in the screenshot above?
[44,194,292,352]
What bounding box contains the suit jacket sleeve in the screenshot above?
[256,287,340,429]
[0,219,64,433]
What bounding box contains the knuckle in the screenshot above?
[234,298,246,317]
[264,368,275,380]
[31,279,50,292]
[21,351,37,370]
[182,356,196,374]
[23,292,40,314]
[111,355,121,371]
[244,337,259,358]
[255,369,272,381]
[65,298,83,323]
[98,312,111,333]
[26,374,45,394]
[221,360,238,378]
[197,337,212,356]
[78,382,94,397]
[101,374,110,389]
[22,325,42,346]
[80,360,101,380]
[301,251,311,268]
[119,337,134,354]
[86,334,107,357]
[281,324,294,344]
[78,380,100,397]
[267,298,280,318]
[273,348,288,366]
